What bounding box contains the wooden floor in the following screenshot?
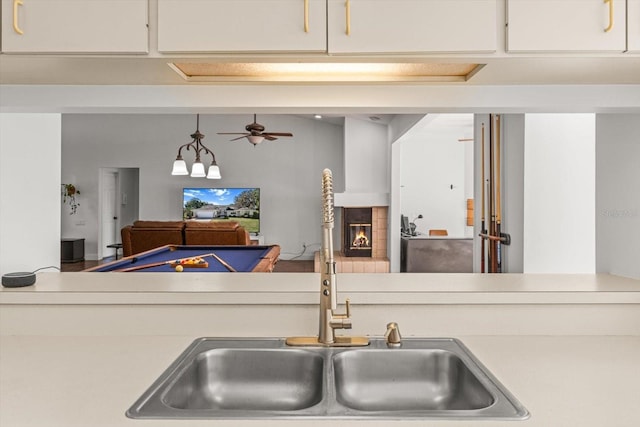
[60,258,314,273]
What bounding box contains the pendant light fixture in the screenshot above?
[171,114,221,179]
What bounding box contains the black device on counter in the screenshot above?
[2,272,36,288]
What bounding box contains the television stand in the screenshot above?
[250,235,264,245]
[61,238,85,263]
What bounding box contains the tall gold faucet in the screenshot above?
[286,169,369,347]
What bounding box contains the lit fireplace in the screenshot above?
[343,208,372,257]
[350,224,371,249]
[315,206,389,273]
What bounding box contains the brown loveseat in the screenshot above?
[121,220,251,257]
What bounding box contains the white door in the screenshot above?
[327,0,497,54]
[1,0,148,53]
[157,0,327,53]
[506,0,626,52]
[100,169,119,260]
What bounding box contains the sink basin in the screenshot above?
[127,337,529,420]
[333,349,494,411]
[163,348,324,411]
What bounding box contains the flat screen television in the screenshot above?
[183,188,260,233]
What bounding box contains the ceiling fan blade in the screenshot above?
[263,132,293,137]
[264,135,278,141]
[230,135,249,141]
[217,132,248,135]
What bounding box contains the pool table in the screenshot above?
[85,245,281,273]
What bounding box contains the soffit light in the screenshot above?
[171,114,221,179]
[168,62,484,83]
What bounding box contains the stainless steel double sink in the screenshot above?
[127,337,529,420]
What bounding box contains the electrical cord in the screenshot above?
[31,266,61,273]
[280,242,320,261]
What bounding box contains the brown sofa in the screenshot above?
[121,220,250,257]
[184,221,250,246]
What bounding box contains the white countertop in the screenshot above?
[1,334,639,427]
[2,273,639,426]
[2,272,639,305]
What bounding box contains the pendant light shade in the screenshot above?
[190,161,206,178]
[171,158,189,175]
[207,163,221,179]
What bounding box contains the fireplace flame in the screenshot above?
[352,228,370,248]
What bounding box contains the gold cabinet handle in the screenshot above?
[604,0,613,32]
[304,0,309,32]
[345,0,351,35]
[13,0,24,35]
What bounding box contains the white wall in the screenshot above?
[61,114,343,260]
[523,114,596,273]
[0,113,61,275]
[596,114,640,279]
[388,115,426,272]
[500,114,526,273]
[3,84,639,114]
[341,117,390,196]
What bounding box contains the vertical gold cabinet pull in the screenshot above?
[304,0,309,32]
[604,0,613,32]
[13,0,24,35]
[345,0,351,35]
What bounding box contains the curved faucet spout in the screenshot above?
[286,169,368,348]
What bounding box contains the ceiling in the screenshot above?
[1,55,640,85]
[294,114,395,125]
[397,114,474,145]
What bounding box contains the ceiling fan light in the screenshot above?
[171,159,189,175]
[206,164,221,179]
[247,135,265,145]
[190,161,206,178]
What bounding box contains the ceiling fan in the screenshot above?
[217,114,293,146]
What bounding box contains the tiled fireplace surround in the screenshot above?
[314,207,390,273]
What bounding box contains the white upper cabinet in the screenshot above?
[506,0,626,52]
[326,0,497,54]
[157,0,327,53]
[629,0,640,52]
[1,0,148,54]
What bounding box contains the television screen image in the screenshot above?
[183,188,260,233]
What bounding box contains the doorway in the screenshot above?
[398,114,474,238]
[99,167,139,260]
[99,168,119,260]
[393,114,475,273]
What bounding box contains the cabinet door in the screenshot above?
[629,0,640,52]
[1,0,148,53]
[506,0,625,52]
[158,0,326,53]
[327,0,497,54]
